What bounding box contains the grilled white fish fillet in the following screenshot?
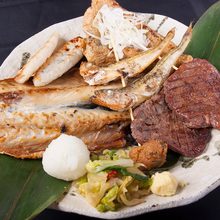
[0,127,60,159]
[0,107,130,134]
[91,25,192,111]
[0,107,130,158]
[33,37,85,87]
[15,33,59,84]
[0,69,122,111]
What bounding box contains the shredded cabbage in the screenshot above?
[98,149,130,160]
[96,185,119,212]
[86,159,134,173]
[77,172,113,207]
[117,176,150,206]
[92,5,149,60]
[76,149,152,212]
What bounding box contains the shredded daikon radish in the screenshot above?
[92,5,149,60]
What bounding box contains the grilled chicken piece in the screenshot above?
[33,37,85,87]
[0,69,122,111]
[15,33,59,84]
[80,29,175,85]
[0,107,130,158]
[129,140,168,170]
[91,25,192,111]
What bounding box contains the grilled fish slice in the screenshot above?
[0,70,122,111]
[81,123,128,152]
[0,107,130,136]
[14,33,59,84]
[0,123,127,159]
[91,25,192,111]
[0,127,60,159]
[33,37,85,87]
[0,107,129,158]
[80,29,175,85]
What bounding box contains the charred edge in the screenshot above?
[0,91,24,104]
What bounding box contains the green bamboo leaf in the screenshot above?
[185,1,220,70]
[0,155,71,220]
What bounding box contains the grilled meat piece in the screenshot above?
[131,91,211,157]
[129,140,168,170]
[164,58,220,129]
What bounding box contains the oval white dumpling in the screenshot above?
[42,134,90,181]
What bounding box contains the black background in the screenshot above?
[0,0,219,219]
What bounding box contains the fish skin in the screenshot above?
[0,70,122,111]
[80,29,175,85]
[91,25,192,111]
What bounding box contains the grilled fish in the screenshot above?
[15,33,59,84]
[33,37,85,87]
[0,69,122,111]
[0,107,130,158]
[91,25,192,111]
[0,127,60,159]
[80,29,175,85]
[81,123,128,152]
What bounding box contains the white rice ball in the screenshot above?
[42,134,90,181]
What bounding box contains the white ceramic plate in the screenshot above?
[1,13,220,219]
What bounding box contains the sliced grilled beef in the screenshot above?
[131,91,211,157]
[164,58,220,129]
